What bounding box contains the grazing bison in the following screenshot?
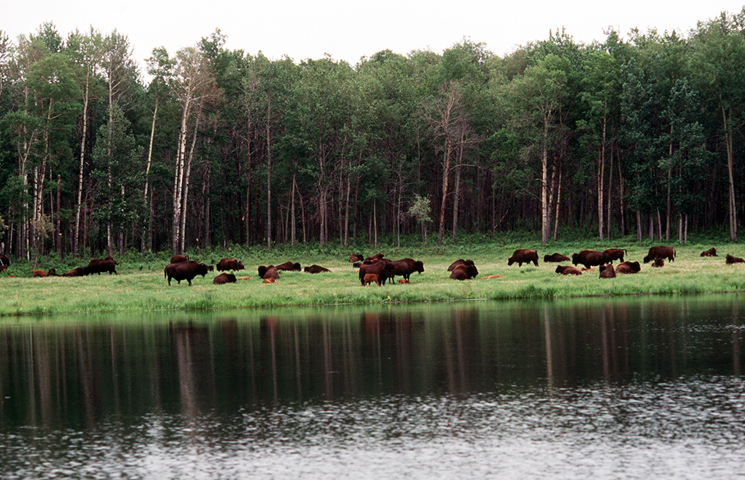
[616,261,641,274]
[349,254,363,263]
[276,261,302,271]
[364,273,380,286]
[359,259,396,286]
[555,265,582,275]
[544,253,570,263]
[726,254,745,264]
[644,246,675,263]
[304,264,331,273]
[700,248,718,257]
[390,258,424,283]
[508,249,539,267]
[599,264,616,278]
[86,258,117,275]
[213,273,237,285]
[651,257,665,268]
[363,253,385,264]
[447,259,473,271]
[217,258,245,272]
[450,262,479,280]
[61,266,88,277]
[603,248,627,263]
[170,254,189,263]
[164,261,209,286]
[572,250,610,269]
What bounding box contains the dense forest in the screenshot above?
[2,9,745,260]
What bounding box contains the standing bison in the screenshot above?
[603,248,626,263]
[86,257,118,275]
[358,259,395,285]
[390,258,424,283]
[165,261,209,286]
[508,249,538,267]
[643,246,675,263]
[216,258,245,271]
[572,250,610,269]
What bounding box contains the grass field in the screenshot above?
[2,241,745,317]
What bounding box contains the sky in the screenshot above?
[4,0,745,72]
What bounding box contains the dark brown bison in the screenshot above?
[363,253,385,264]
[276,261,301,271]
[165,261,209,286]
[644,246,675,263]
[86,258,117,275]
[450,262,479,280]
[555,265,582,275]
[726,254,745,264]
[258,265,280,280]
[0,254,10,267]
[447,259,473,271]
[170,254,189,263]
[213,272,237,285]
[508,249,538,267]
[352,262,362,268]
[616,261,641,274]
[32,269,46,277]
[349,254,363,263]
[46,268,58,276]
[599,264,616,278]
[358,259,395,285]
[390,258,424,282]
[651,257,665,268]
[544,253,570,263]
[217,258,245,272]
[603,248,627,263]
[364,273,380,286]
[572,250,610,269]
[304,264,331,273]
[258,265,273,278]
[700,248,718,257]
[61,266,88,277]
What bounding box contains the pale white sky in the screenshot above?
[4,0,745,72]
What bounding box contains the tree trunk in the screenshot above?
[180,110,200,253]
[172,96,192,255]
[541,117,551,244]
[74,78,90,258]
[142,97,158,252]
[722,104,737,241]
[451,167,461,242]
[266,96,273,249]
[438,138,452,245]
[597,111,606,240]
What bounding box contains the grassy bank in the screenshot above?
[2,241,745,317]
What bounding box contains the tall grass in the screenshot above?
[2,240,744,316]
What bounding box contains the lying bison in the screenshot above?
[599,264,616,278]
[544,253,570,263]
[217,258,245,272]
[447,259,472,271]
[726,254,745,264]
[643,246,675,263]
[555,265,582,275]
[61,266,88,277]
[165,261,209,286]
[572,250,610,269]
[700,248,718,257]
[258,265,280,280]
[450,262,479,280]
[616,261,641,274]
[390,258,424,283]
[170,254,188,263]
[603,248,627,263]
[304,264,330,273]
[276,261,301,271]
[508,249,538,267]
[359,259,395,286]
[213,273,237,285]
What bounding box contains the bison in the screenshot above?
[217,258,245,272]
[61,266,88,277]
[260,266,280,280]
[170,254,189,263]
[603,248,627,263]
[555,265,582,275]
[363,253,385,264]
[616,261,641,274]
[263,277,276,284]
[364,273,380,286]
[358,259,395,286]
[304,264,331,273]
[700,248,718,257]
[86,258,117,275]
[450,262,479,280]
[643,246,675,264]
[447,259,473,271]
[0,254,10,267]
[164,261,209,286]
[508,249,539,267]
[276,261,301,271]
[349,254,363,263]
[544,253,570,263]
[390,258,424,283]
[32,269,46,277]
[572,250,610,269]
[726,254,745,264]
[651,257,665,268]
[599,264,616,278]
[213,272,237,285]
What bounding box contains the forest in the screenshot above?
[1,9,745,260]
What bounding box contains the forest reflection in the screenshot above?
[1,296,743,431]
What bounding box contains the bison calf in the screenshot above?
[364,273,380,286]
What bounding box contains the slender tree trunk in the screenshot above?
[291,174,297,247]
[266,96,272,249]
[598,111,606,240]
[541,116,551,244]
[451,167,461,242]
[74,78,90,258]
[553,167,562,241]
[172,96,191,255]
[142,97,158,252]
[722,104,737,241]
[180,110,200,253]
[438,139,452,245]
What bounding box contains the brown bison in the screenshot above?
[349,254,363,263]
[61,266,88,277]
[643,246,675,263]
[364,273,380,286]
[86,258,117,275]
[352,262,362,268]
[450,262,479,280]
[32,269,46,277]
[398,279,410,284]
[572,250,610,269]
[726,254,745,264]
[263,277,276,284]
[304,264,331,273]
[0,254,10,268]
[603,248,627,263]
[359,259,395,286]
[700,248,718,257]
[165,261,209,286]
[363,253,385,264]
[170,254,189,263]
[276,261,301,271]
[555,265,582,275]
[651,257,665,268]
[544,253,570,263]
[213,272,237,285]
[616,261,641,274]
[259,265,280,280]
[508,249,539,267]
[217,258,245,271]
[447,259,472,271]
[390,258,424,282]
[599,264,616,278]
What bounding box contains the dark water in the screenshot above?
[2,295,745,478]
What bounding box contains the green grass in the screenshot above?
[2,241,745,317]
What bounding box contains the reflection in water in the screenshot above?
[1,295,745,478]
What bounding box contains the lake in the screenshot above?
[1,294,745,478]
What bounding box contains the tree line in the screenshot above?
[1,10,745,260]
